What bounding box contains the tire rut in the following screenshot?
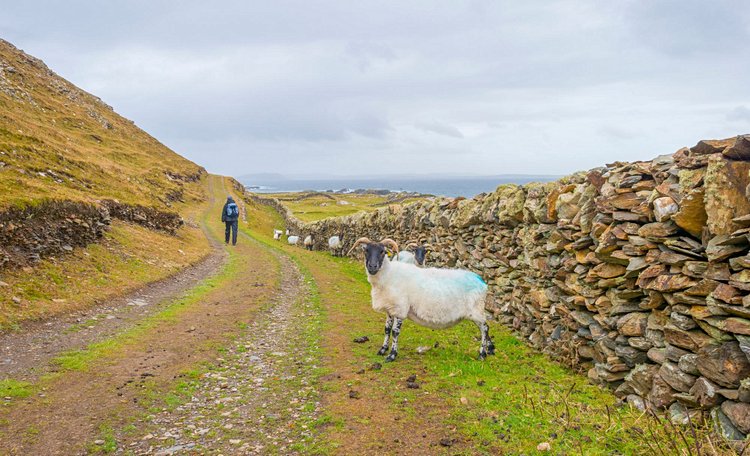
[122,246,322,455]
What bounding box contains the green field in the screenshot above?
[259,191,428,222]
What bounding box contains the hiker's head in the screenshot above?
[227,196,234,202]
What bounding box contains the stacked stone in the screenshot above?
[100,200,183,235]
[0,200,110,268]
[0,198,187,269]
[252,135,750,439]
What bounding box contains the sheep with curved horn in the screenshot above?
[395,241,429,267]
[348,237,494,362]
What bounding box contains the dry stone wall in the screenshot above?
[0,199,184,269]
[0,200,109,268]
[251,135,750,438]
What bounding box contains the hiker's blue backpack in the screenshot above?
[226,203,239,218]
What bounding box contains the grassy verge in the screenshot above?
[0,378,33,399]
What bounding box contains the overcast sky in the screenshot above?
[2,1,749,177]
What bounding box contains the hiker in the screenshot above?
[221,196,240,245]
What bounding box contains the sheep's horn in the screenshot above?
[380,238,399,254]
[405,242,419,251]
[346,237,372,256]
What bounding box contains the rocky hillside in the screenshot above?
[256,134,750,443]
[0,39,205,268]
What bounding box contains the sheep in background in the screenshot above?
[285,229,291,236]
[395,242,429,267]
[348,237,495,362]
[303,235,313,251]
[328,235,344,256]
[287,235,299,246]
[273,229,283,240]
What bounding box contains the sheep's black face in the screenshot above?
[364,243,387,275]
[414,246,427,266]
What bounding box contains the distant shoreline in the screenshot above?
[242,175,561,198]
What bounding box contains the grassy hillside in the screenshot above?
[0,38,204,210]
[0,39,212,327]
[261,191,428,222]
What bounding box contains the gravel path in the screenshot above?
[122,248,323,455]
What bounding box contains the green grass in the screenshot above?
[89,424,118,454]
[259,191,427,222]
[0,378,33,399]
[324,256,682,455]
[0,217,211,329]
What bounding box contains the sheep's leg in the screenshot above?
[487,324,496,356]
[477,321,489,360]
[385,318,403,362]
[377,315,393,356]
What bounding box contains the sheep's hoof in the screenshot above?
[478,351,487,361]
[385,353,397,362]
[487,346,496,356]
[377,347,388,356]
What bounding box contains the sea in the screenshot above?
[242,175,560,198]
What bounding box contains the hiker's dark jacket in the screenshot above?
[222,198,239,222]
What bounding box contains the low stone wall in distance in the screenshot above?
[251,135,750,439]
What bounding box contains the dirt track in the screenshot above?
[0,175,469,455]
[0,178,226,382]
[0,176,295,455]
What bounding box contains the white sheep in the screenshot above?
[395,242,429,267]
[273,229,283,240]
[303,235,313,251]
[328,235,343,256]
[348,237,495,361]
[287,235,299,246]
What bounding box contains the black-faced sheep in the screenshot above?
[348,237,495,362]
[395,242,429,267]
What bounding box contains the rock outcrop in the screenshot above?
[251,134,750,440]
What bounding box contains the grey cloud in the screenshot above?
[415,122,464,138]
[2,1,749,176]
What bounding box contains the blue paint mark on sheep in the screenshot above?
[460,271,487,292]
